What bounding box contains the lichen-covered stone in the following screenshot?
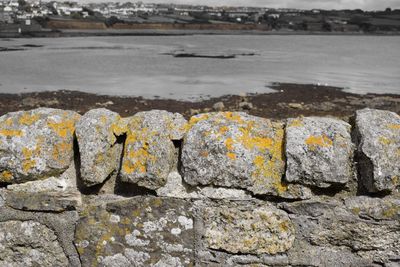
[7,163,77,193]
[0,108,80,183]
[76,108,123,186]
[75,196,194,266]
[120,110,187,190]
[354,108,400,192]
[182,112,294,196]
[280,198,400,265]
[0,220,69,266]
[345,196,400,221]
[285,116,353,188]
[201,200,295,255]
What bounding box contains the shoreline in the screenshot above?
[2,29,400,38]
[0,83,399,120]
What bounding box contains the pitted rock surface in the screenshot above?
[201,200,295,255]
[120,110,187,190]
[0,108,80,183]
[285,116,353,188]
[355,108,400,192]
[0,220,69,266]
[280,197,400,265]
[182,112,307,197]
[76,108,124,186]
[75,196,194,267]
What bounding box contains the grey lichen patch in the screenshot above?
[354,108,400,193]
[0,108,80,183]
[285,116,354,188]
[0,220,69,266]
[201,200,295,255]
[75,196,194,267]
[182,112,295,197]
[76,108,124,186]
[120,110,188,190]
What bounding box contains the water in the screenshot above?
[0,35,399,100]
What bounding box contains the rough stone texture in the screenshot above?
[0,108,80,183]
[75,196,194,267]
[279,197,400,266]
[0,220,69,267]
[76,108,124,187]
[7,163,77,193]
[198,200,295,255]
[156,171,254,200]
[182,112,310,198]
[0,207,80,266]
[354,108,400,192]
[120,110,187,190]
[285,117,354,188]
[3,190,81,212]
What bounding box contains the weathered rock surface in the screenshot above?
[75,196,194,266]
[198,200,295,255]
[0,108,80,183]
[285,117,354,188]
[3,190,81,212]
[182,112,309,198]
[76,108,123,186]
[280,197,400,265]
[0,220,69,267]
[354,108,400,192]
[120,110,187,190]
[156,171,254,200]
[7,163,77,193]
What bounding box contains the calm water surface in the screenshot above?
[0,35,399,100]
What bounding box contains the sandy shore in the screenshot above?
[0,83,399,120]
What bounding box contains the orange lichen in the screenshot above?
[387,124,400,130]
[219,126,229,135]
[238,129,273,151]
[52,142,72,165]
[1,170,13,182]
[227,152,236,160]
[200,150,209,157]
[18,113,40,126]
[0,129,23,137]
[305,135,333,150]
[186,114,210,131]
[223,112,244,124]
[47,119,76,138]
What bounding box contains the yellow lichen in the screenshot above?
[18,113,40,126]
[225,137,235,151]
[0,170,13,182]
[0,129,23,137]
[379,136,392,145]
[288,118,303,127]
[305,135,333,150]
[22,159,36,173]
[251,128,287,194]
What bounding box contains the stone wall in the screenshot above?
[0,107,399,267]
